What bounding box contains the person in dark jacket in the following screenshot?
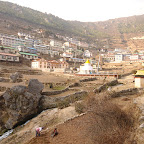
[51,128,58,137]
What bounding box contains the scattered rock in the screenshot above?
[10,72,22,83]
[139,116,144,124]
[139,123,144,129]
[28,79,44,94]
[0,77,5,82]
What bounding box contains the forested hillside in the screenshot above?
[0,1,109,40]
[0,1,144,48]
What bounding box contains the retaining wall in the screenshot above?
[94,80,118,93]
[110,88,144,98]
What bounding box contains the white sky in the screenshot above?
[1,0,144,22]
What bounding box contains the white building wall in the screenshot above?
[31,61,39,68]
[135,77,144,88]
[115,54,123,62]
[130,55,139,60]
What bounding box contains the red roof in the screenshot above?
[0,52,18,57]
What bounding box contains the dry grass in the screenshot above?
[82,93,134,144]
[75,102,85,114]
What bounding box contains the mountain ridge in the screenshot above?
[0,1,144,49]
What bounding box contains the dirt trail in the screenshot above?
[28,114,95,144]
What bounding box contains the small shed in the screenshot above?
[135,70,144,88]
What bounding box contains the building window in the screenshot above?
[2,55,6,59]
[13,57,17,61]
[7,56,11,60]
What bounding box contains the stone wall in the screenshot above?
[94,80,118,93]
[42,87,69,96]
[110,88,144,98]
[79,77,97,82]
[41,90,87,110]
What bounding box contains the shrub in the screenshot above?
[75,102,85,114]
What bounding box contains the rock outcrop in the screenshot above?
[28,79,44,94]
[0,79,87,135]
[1,79,44,131]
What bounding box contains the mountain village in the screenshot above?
[0,32,144,75]
[1,1,144,144]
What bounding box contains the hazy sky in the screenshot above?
[1,0,144,22]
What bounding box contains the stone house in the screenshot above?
[0,52,19,62]
[19,52,38,60]
[31,59,69,72]
[61,52,73,58]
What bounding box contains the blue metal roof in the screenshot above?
[27,47,37,50]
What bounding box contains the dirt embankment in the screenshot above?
[27,74,140,144]
[27,92,136,144]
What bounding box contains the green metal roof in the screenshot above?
[0,46,15,50]
[19,52,38,56]
[13,44,26,46]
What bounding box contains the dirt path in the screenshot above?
[0,106,79,144]
[28,114,93,144]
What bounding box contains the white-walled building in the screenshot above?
[50,40,63,47]
[63,42,69,47]
[19,52,38,60]
[102,54,115,62]
[0,52,19,62]
[31,59,69,72]
[84,50,92,58]
[135,70,144,88]
[130,55,140,61]
[78,59,95,74]
[115,54,124,62]
[61,52,73,58]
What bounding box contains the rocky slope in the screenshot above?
[0,78,87,136]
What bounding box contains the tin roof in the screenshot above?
[19,52,38,56]
[135,70,144,75]
[0,52,18,56]
[0,46,15,50]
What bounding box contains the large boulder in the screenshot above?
[28,79,44,94]
[0,77,5,82]
[10,72,22,83]
[2,83,42,129]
